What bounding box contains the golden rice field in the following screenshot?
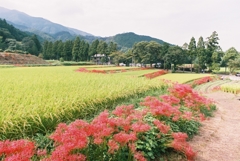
[157,73,213,84]
[0,66,165,139]
[220,81,240,94]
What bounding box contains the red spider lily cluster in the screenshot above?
[191,76,213,87]
[0,139,35,161]
[144,70,167,79]
[0,83,215,161]
[76,68,107,74]
[212,85,221,92]
[76,67,153,74]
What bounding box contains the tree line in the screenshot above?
[42,38,117,62]
[110,31,240,73]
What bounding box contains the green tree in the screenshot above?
[97,40,108,54]
[46,41,54,59]
[89,39,99,57]
[164,46,185,72]
[83,42,89,61]
[31,35,41,53]
[108,41,118,54]
[196,36,207,72]
[145,41,162,67]
[132,41,148,65]
[110,51,128,66]
[222,47,239,73]
[188,37,196,72]
[206,31,221,70]
[228,57,240,74]
[162,42,170,69]
[97,41,108,63]
[72,37,80,61]
[42,41,49,59]
[63,40,73,61]
[57,40,64,59]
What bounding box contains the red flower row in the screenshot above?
[191,76,213,87]
[0,83,215,161]
[76,67,153,74]
[144,70,167,79]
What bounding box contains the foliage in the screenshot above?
[0,18,41,55]
[227,57,240,74]
[164,46,186,72]
[187,37,196,72]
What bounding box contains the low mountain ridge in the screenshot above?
[0,6,93,37]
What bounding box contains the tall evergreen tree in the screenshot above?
[89,39,99,57]
[108,41,117,54]
[72,37,80,61]
[31,35,41,53]
[206,31,221,70]
[63,40,73,61]
[188,37,196,72]
[196,36,207,72]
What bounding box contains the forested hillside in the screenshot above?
[108,32,168,49]
[0,18,41,55]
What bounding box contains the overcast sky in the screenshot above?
[0,0,239,51]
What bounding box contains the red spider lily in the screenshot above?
[0,139,35,161]
[37,149,47,156]
[160,95,180,106]
[191,76,212,87]
[91,69,107,74]
[134,151,147,161]
[107,139,120,154]
[113,132,137,146]
[76,68,89,72]
[182,111,193,120]
[131,122,151,133]
[112,105,135,118]
[141,96,181,117]
[171,132,196,161]
[153,120,170,134]
[144,70,167,79]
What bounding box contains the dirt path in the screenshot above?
[189,91,240,161]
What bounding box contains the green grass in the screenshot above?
[157,73,213,84]
[0,66,165,139]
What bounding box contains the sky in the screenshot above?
[0,0,240,51]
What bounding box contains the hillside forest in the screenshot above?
[0,18,240,73]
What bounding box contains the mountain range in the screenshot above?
[0,6,170,49]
